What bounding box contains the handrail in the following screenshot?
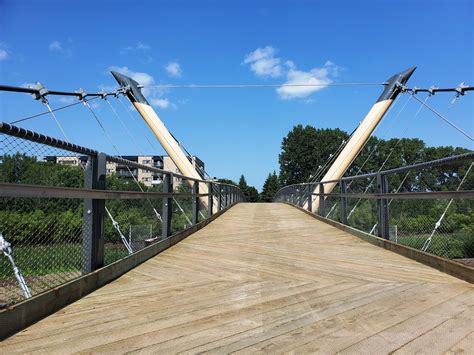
[0,121,238,189]
[0,122,98,156]
[0,183,219,200]
[275,152,474,193]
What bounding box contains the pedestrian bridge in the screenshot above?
[1,203,472,354]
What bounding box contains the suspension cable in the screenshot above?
[82,99,163,224]
[126,91,197,224]
[324,94,407,218]
[408,91,473,141]
[9,97,99,125]
[369,171,411,235]
[39,99,135,254]
[117,92,198,225]
[345,94,428,219]
[421,162,473,252]
[144,82,385,89]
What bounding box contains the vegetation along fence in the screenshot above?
[0,122,244,306]
[274,152,474,263]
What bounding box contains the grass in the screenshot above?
[0,243,129,278]
[397,233,470,259]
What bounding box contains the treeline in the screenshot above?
[0,154,196,245]
[218,172,280,202]
[239,125,472,201]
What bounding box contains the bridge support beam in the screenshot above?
[192,181,199,225]
[162,173,173,238]
[111,71,217,214]
[340,180,348,225]
[318,183,325,216]
[377,173,390,240]
[82,153,106,274]
[207,182,214,217]
[307,67,416,213]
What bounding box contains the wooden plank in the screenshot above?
[0,203,472,354]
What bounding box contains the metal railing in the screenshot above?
[274,152,474,262]
[0,122,244,306]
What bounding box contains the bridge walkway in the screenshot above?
[1,203,472,354]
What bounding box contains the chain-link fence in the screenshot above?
[1,125,91,306]
[0,123,244,306]
[274,153,474,265]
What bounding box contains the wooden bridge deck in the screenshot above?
[1,203,473,354]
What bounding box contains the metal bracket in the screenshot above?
[31,82,49,102]
[98,90,107,99]
[75,88,87,100]
[428,85,438,96]
[455,82,468,96]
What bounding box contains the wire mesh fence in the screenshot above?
[274,153,474,266]
[0,123,244,306]
[1,129,90,306]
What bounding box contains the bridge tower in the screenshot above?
[307,67,416,212]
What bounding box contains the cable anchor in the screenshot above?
[31,82,49,103]
[0,233,31,299]
[428,85,438,96]
[98,90,107,100]
[75,88,87,100]
[452,82,468,104]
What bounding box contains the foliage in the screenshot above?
[260,171,280,202]
[236,174,260,202]
[279,125,348,186]
[277,125,473,259]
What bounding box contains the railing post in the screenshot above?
[224,185,228,208]
[318,183,325,216]
[377,173,390,240]
[192,180,199,225]
[218,186,222,211]
[307,184,312,212]
[340,180,348,225]
[82,152,106,274]
[207,182,213,217]
[162,173,173,238]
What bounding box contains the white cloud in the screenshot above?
[277,61,339,99]
[21,82,41,90]
[0,43,9,60]
[108,66,175,109]
[120,42,152,63]
[165,61,182,78]
[243,46,282,78]
[58,96,76,104]
[122,42,150,52]
[0,49,8,60]
[243,47,340,100]
[48,40,73,58]
[150,98,174,109]
[49,40,62,51]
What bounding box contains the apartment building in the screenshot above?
[44,155,205,187]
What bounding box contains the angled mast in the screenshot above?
[307,67,416,212]
[111,71,215,211]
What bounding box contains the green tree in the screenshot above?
[245,186,260,202]
[217,178,237,186]
[260,171,280,202]
[279,125,348,185]
[237,174,260,202]
[238,175,248,191]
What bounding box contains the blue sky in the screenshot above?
[1,0,473,189]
